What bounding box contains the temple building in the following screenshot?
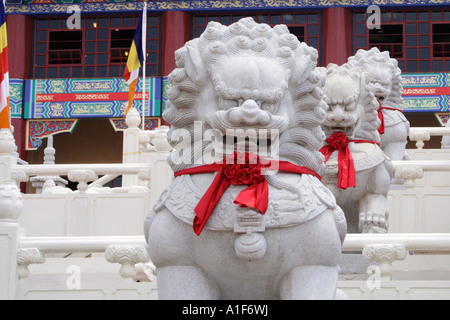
[5,0,450,171]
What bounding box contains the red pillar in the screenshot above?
[7,15,32,79]
[162,11,191,76]
[6,15,32,163]
[322,7,352,67]
[161,11,190,125]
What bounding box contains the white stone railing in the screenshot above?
[88,173,120,189]
[391,159,450,188]
[9,106,173,195]
[343,233,450,251]
[409,127,450,149]
[19,235,147,253]
[11,163,152,193]
[0,113,173,299]
[14,232,450,289]
[344,233,450,281]
[18,236,151,282]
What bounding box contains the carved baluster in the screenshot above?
[30,136,69,193]
[68,170,97,193]
[0,179,23,220]
[409,130,430,150]
[362,244,406,281]
[17,248,45,280]
[105,245,150,280]
[137,169,151,189]
[394,166,424,188]
[153,126,172,152]
[10,170,29,185]
[139,132,156,153]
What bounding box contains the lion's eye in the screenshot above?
[345,101,356,111]
[219,97,238,110]
[261,102,277,113]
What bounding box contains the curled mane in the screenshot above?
[347,47,403,110]
[163,17,326,175]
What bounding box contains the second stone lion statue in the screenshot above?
[319,63,392,233]
[347,47,410,163]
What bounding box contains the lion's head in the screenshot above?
[320,63,380,143]
[347,47,403,109]
[164,18,327,175]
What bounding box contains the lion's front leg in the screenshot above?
[358,165,391,233]
[157,265,221,300]
[279,265,340,300]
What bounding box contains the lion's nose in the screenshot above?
[228,100,271,126]
[327,110,349,123]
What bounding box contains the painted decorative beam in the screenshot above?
[26,119,79,150]
[402,73,450,113]
[109,117,160,131]
[23,77,161,119]
[9,79,23,118]
[5,0,449,15]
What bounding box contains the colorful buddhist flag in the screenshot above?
[0,0,10,129]
[123,7,146,116]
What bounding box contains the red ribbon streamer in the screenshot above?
[377,100,385,135]
[377,100,403,135]
[174,153,321,236]
[319,132,379,190]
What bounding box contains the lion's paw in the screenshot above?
[358,211,388,233]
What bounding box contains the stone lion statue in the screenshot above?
[318,63,392,233]
[144,18,346,299]
[347,47,410,162]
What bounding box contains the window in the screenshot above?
[432,24,450,58]
[110,29,135,63]
[368,25,403,59]
[353,9,450,72]
[193,12,322,65]
[48,31,82,64]
[33,15,161,79]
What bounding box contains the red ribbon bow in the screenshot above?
[174,152,321,236]
[319,132,379,190]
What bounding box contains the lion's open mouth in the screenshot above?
[323,125,354,137]
[222,134,274,155]
[212,129,280,159]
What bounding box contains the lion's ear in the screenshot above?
[185,44,208,86]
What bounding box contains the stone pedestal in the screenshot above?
[0,129,23,299]
[0,179,23,299]
[0,221,21,299]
